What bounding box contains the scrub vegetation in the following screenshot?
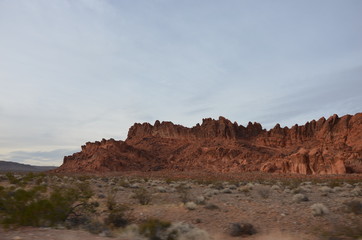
[0,172,361,240]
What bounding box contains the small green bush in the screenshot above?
[139,219,172,240]
[211,181,224,190]
[133,188,151,205]
[105,204,130,228]
[118,179,130,188]
[107,191,117,211]
[5,172,20,185]
[0,182,94,227]
[176,184,191,203]
[327,180,343,188]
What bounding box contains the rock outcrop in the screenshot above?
[55,113,362,174]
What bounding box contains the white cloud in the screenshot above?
[0,148,78,166]
[0,0,361,165]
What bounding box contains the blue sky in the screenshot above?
[0,0,361,166]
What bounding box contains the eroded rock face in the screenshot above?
[55,113,362,174]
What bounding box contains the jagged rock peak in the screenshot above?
[55,113,362,175]
[127,116,267,140]
[127,113,362,142]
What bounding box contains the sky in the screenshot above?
[0,0,361,166]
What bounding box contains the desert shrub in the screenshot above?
[195,196,205,205]
[327,180,344,188]
[291,187,303,194]
[344,200,362,215]
[256,185,270,199]
[118,221,211,240]
[5,172,20,185]
[227,222,256,237]
[351,187,362,196]
[165,178,173,184]
[320,221,362,239]
[133,188,151,205]
[22,172,36,182]
[221,188,232,194]
[84,220,108,235]
[176,184,191,203]
[311,203,329,216]
[118,179,130,188]
[283,188,291,194]
[139,219,172,240]
[211,181,224,190]
[185,202,197,210]
[105,204,130,228]
[225,184,237,190]
[32,185,48,193]
[194,179,217,186]
[0,183,94,227]
[333,186,343,192]
[167,222,211,240]
[105,189,130,228]
[74,182,94,199]
[238,185,251,195]
[156,186,167,193]
[204,203,219,210]
[284,179,301,190]
[271,185,281,191]
[130,183,141,189]
[293,193,309,203]
[203,189,219,198]
[319,186,333,194]
[106,190,118,211]
[98,193,106,199]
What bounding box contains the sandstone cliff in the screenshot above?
[55,113,362,174]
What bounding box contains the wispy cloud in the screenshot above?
[253,66,362,128]
[0,0,361,165]
[0,149,78,166]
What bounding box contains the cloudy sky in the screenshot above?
[1,0,361,166]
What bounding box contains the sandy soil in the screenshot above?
[0,173,361,240]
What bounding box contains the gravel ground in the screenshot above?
[0,174,361,240]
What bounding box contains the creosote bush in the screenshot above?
[5,172,21,185]
[133,188,152,205]
[118,220,211,240]
[0,182,94,227]
[139,219,172,240]
[105,190,131,228]
[344,200,362,215]
[176,184,191,203]
[105,204,130,228]
[256,185,270,199]
[4,172,48,187]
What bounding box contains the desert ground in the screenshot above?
[0,172,361,240]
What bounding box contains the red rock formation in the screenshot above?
[55,113,362,174]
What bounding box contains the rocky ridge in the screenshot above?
[55,113,362,174]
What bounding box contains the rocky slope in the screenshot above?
[55,113,362,174]
[0,161,56,172]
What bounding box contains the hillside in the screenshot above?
[55,113,362,174]
[0,161,56,172]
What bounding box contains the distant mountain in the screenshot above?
[0,161,57,172]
